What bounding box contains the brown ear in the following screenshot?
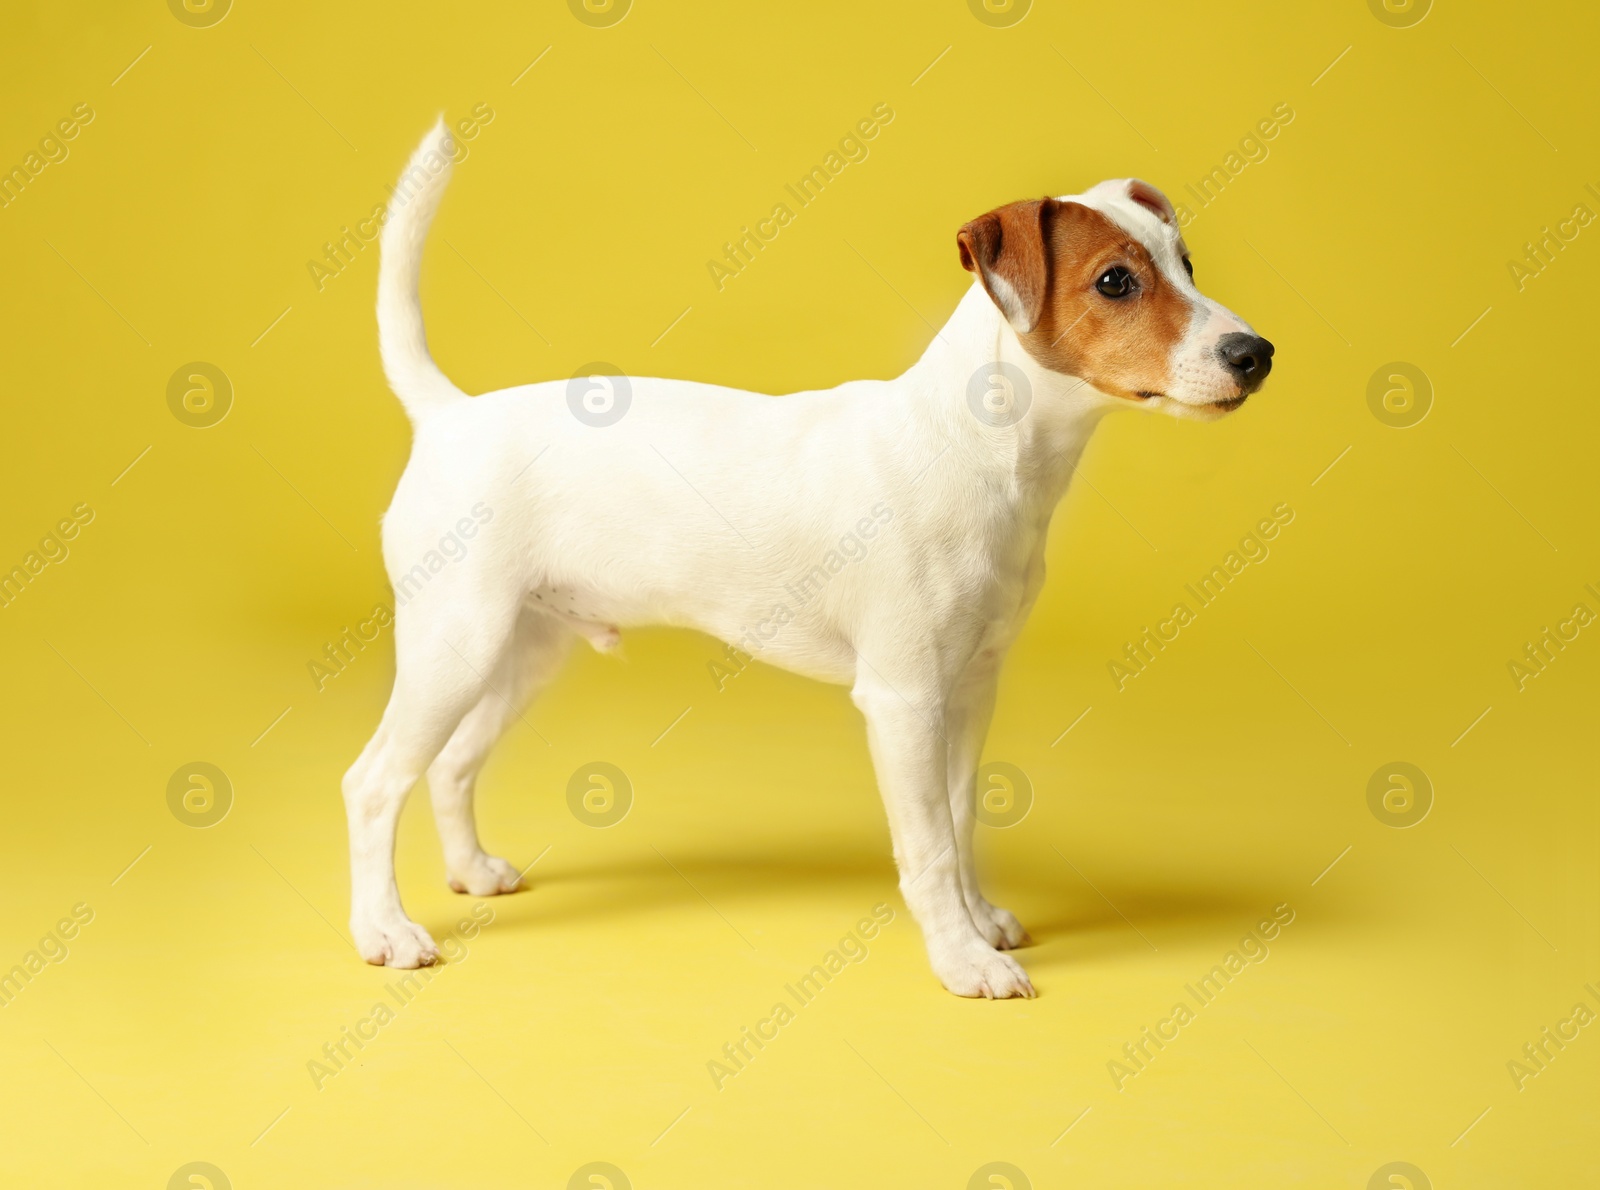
[957,197,1054,334]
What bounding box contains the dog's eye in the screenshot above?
[1095,266,1137,298]
[1182,257,1194,279]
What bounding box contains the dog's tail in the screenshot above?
[377,118,468,423]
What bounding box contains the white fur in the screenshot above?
[986,271,1035,334]
[342,123,1262,997]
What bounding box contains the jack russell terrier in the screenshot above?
[343,121,1275,998]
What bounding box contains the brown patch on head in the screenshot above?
[957,197,1193,401]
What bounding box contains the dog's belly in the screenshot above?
[525,581,615,629]
[524,580,859,685]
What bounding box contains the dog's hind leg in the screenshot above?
[342,591,522,968]
[426,607,574,896]
[945,652,1030,950]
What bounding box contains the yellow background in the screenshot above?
[2,0,1596,1185]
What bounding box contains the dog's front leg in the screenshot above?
[853,669,1035,999]
[945,656,1030,951]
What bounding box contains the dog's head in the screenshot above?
[957,180,1273,419]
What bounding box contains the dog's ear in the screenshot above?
[957,197,1055,335]
[1125,180,1176,224]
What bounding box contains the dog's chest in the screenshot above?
[970,525,1050,648]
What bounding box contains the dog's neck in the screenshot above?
[906,284,1115,518]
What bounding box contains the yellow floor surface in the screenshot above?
[2,1,1597,1186]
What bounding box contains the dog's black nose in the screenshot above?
[1216,333,1275,391]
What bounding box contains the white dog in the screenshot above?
[343,122,1274,998]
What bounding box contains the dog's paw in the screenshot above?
[933,941,1036,999]
[447,853,522,897]
[971,900,1031,950]
[351,913,440,969]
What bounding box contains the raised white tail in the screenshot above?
[377,119,467,422]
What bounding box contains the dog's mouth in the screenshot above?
[1131,389,1247,413]
[1123,390,1248,413]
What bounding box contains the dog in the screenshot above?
[342,121,1274,998]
